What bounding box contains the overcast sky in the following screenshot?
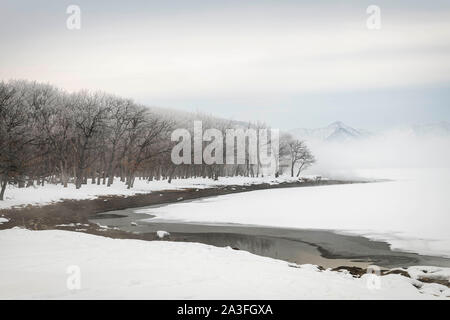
[1,0,450,130]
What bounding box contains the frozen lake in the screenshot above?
[91,211,450,269]
[91,168,450,268]
[133,168,450,258]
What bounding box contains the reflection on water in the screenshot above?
[169,232,371,268]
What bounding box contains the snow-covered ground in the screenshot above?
[0,176,301,210]
[139,168,450,258]
[1,228,448,299]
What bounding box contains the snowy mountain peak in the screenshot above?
[289,121,368,142]
[328,121,346,128]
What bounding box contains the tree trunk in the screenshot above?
[167,166,176,184]
[290,161,294,177]
[75,167,83,189]
[60,161,68,188]
[106,151,116,186]
[127,175,135,189]
[296,163,305,177]
[0,178,8,201]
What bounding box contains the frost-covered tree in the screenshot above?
[0,79,316,201]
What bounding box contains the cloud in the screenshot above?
[1,2,450,98]
[1,1,449,131]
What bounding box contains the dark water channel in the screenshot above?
[90,206,450,269]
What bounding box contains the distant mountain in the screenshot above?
[411,121,450,137]
[289,121,450,143]
[289,121,370,142]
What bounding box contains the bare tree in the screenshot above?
[71,91,110,189]
[104,96,136,186]
[0,81,38,199]
[284,136,315,177]
[125,112,172,189]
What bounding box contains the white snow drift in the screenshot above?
[0,228,448,300]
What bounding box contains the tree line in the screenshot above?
[0,80,315,200]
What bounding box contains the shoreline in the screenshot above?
[0,179,366,233]
[0,178,393,268]
[1,178,449,289]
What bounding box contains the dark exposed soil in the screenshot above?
[0,179,363,237]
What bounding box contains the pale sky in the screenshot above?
[1,0,450,130]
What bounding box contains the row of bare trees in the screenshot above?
[0,80,315,200]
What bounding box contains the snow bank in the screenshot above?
[141,168,450,258]
[0,176,300,210]
[407,266,450,282]
[0,228,447,299]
